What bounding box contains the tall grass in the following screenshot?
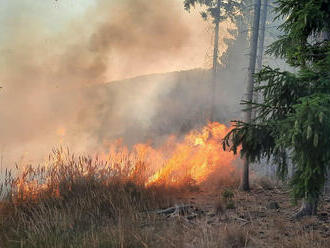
[0,148,175,247]
[4,148,322,248]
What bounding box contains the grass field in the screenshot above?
[0,148,329,248]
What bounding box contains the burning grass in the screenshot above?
[1,122,328,247]
[0,153,241,248]
[0,148,329,247]
[3,122,239,202]
[0,148,176,247]
[0,122,242,247]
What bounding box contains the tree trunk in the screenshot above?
[210,0,221,122]
[252,0,268,120]
[240,0,262,191]
[293,196,318,218]
[240,159,250,191]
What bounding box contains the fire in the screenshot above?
[145,122,238,186]
[9,122,239,201]
[100,122,238,187]
[56,127,66,144]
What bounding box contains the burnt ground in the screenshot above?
[159,185,330,248]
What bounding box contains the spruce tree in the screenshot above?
[223,0,330,217]
[184,0,241,121]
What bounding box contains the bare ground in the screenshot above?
[156,185,330,248]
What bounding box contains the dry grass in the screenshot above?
[282,231,327,248]
[0,148,246,248]
[1,148,329,248]
[0,149,176,248]
[183,222,252,248]
[215,198,226,216]
[222,224,251,248]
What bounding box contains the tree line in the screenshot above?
[186,0,330,217]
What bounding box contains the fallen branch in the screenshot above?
[155,204,194,216]
[233,216,250,222]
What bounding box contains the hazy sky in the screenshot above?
[0,0,219,82]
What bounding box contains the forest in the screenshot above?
[0,0,329,247]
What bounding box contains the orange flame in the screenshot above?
[10,122,239,201]
[145,122,238,187]
[99,122,239,187]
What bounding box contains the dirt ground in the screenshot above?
[163,184,330,248]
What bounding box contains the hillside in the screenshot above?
[90,67,246,146]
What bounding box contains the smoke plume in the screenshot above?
[0,0,235,168]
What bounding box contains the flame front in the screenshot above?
[100,122,238,187]
[145,122,238,187]
[11,122,239,200]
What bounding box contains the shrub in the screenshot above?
[222,188,234,199]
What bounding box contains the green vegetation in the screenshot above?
[222,188,235,209]
[184,0,241,22]
[222,188,235,199]
[224,0,330,216]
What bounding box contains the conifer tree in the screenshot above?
[184,0,241,121]
[223,0,330,217]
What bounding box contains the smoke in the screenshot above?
[0,0,207,166]
[0,0,238,169]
